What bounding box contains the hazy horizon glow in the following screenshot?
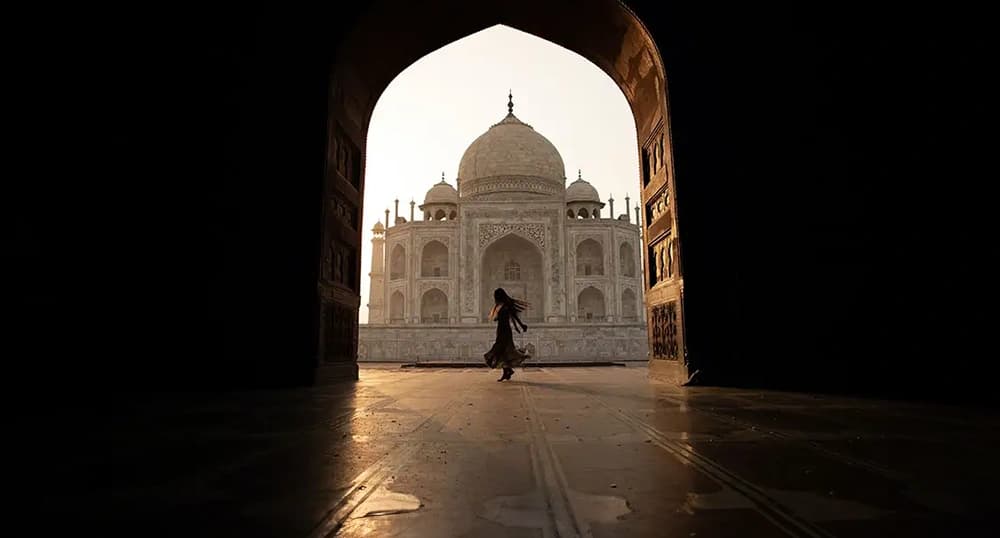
[359,25,641,322]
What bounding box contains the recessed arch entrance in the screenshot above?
[319,0,687,383]
[480,234,544,323]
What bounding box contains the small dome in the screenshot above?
[566,172,601,203]
[423,178,458,205]
[372,220,385,232]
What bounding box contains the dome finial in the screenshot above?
[578,169,582,181]
[441,171,446,183]
[508,90,513,115]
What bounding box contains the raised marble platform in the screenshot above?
[359,323,648,363]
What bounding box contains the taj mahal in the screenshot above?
[359,95,648,363]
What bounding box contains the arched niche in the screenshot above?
[420,240,448,277]
[576,238,604,276]
[420,288,448,323]
[389,244,406,280]
[389,291,405,322]
[481,234,543,322]
[577,286,605,321]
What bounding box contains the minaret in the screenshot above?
[384,208,390,229]
[634,204,641,228]
[410,199,415,223]
[367,220,387,323]
[625,194,631,222]
[608,195,615,221]
[394,199,400,223]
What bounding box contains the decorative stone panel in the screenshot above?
[479,223,546,249]
[650,301,680,361]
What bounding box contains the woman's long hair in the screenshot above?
[489,287,530,320]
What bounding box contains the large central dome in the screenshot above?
[458,97,566,200]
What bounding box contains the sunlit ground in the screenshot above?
[77,365,1000,536]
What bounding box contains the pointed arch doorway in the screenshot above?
[319,0,688,384]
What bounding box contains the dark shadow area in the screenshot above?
[15,3,993,405]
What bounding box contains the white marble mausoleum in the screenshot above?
[360,96,648,363]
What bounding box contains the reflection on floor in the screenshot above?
[88,365,997,537]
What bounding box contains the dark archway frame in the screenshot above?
[318,0,688,382]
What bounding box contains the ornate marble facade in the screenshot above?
[361,96,647,362]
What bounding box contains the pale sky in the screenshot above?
[359,25,640,323]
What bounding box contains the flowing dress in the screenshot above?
[483,304,531,369]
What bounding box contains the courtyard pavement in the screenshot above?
[87,365,997,537]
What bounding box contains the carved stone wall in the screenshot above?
[328,121,361,189]
[464,177,563,199]
[650,300,680,361]
[649,233,676,287]
[479,223,546,249]
[324,303,358,363]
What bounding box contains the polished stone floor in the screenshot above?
[89,365,998,537]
